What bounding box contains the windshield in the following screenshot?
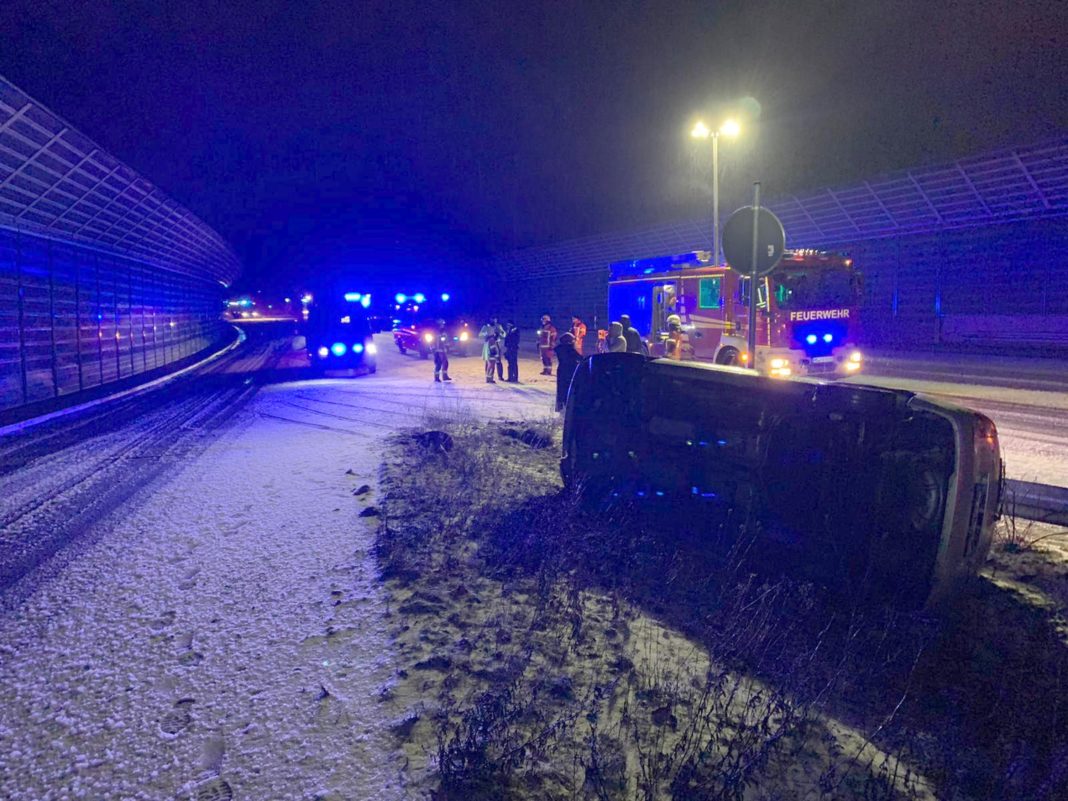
[773,268,856,310]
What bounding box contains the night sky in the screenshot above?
[1,1,1064,288]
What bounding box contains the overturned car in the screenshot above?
[561,354,1002,606]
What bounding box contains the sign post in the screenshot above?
[748,183,761,368]
[722,190,786,371]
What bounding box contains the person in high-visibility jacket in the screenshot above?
[537,315,557,375]
[570,316,588,355]
[431,319,451,382]
[665,313,684,360]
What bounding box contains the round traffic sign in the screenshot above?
[722,206,786,277]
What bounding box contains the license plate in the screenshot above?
[812,356,834,363]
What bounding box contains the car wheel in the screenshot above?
[397,343,406,354]
[715,346,740,366]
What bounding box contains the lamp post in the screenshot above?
[691,118,741,266]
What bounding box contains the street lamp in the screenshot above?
[691,118,741,267]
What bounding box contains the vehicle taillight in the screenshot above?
[974,415,998,451]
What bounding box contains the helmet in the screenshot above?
[540,314,551,324]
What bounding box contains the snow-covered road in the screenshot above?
[0,327,556,801]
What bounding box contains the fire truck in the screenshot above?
[608,249,863,377]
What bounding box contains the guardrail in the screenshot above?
[1004,479,1068,526]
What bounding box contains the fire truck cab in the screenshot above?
[608,250,863,377]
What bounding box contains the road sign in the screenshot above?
[722,206,785,277]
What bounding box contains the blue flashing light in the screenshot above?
[344,292,362,302]
[395,293,407,304]
[716,439,728,446]
[360,295,371,308]
[806,334,818,344]
[823,333,833,343]
[413,293,426,304]
[352,343,364,354]
[441,293,450,302]
[643,267,655,274]
[692,486,700,495]
[655,490,665,497]
[330,342,347,356]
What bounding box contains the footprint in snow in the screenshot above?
[179,567,200,591]
[176,777,233,801]
[159,698,195,737]
[150,610,177,631]
[178,651,205,667]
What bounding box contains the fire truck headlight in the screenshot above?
[805,334,817,345]
[317,346,329,358]
[423,332,434,344]
[459,331,469,342]
[366,342,377,355]
[770,357,788,370]
[849,350,862,363]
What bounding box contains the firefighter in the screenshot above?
[503,322,520,383]
[665,313,684,360]
[618,314,647,355]
[432,318,452,382]
[571,316,588,355]
[537,314,557,375]
[554,331,581,412]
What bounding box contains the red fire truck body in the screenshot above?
[607,249,863,377]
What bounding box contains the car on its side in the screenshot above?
[561,353,1003,607]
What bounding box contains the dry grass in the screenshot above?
[371,420,1068,800]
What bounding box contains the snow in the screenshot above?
[0,331,1062,799]
[0,336,557,801]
